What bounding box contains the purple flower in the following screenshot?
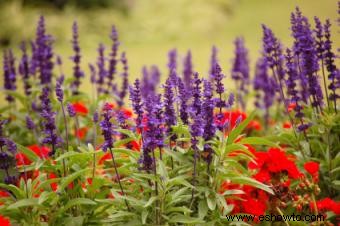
[19,42,31,96]
[129,79,143,130]
[93,111,99,123]
[26,115,35,130]
[55,75,64,103]
[118,52,128,107]
[89,63,96,84]
[190,72,203,151]
[212,64,225,130]
[231,37,249,110]
[227,93,235,108]
[183,50,193,90]
[96,43,107,94]
[34,16,54,86]
[3,49,16,103]
[253,57,276,123]
[140,93,163,171]
[0,148,16,185]
[164,78,176,135]
[67,103,76,117]
[202,79,216,164]
[324,19,339,105]
[70,21,84,95]
[141,66,159,99]
[178,78,189,124]
[168,49,177,74]
[261,25,285,102]
[314,17,324,60]
[290,9,323,108]
[191,72,202,116]
[285,48,307,126]
[108,25,120,92]
[100,103,115,152]
[40,87,62,154]
[209,46,218,80]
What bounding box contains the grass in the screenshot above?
[0,0,338,105]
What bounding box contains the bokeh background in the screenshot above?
[0,0,338,94]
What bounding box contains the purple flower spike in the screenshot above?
[55,75,64,103]
[129,79,143,131]
[164,78,176,135]
[40,87,62,154]
[191,72,202,116]
[168,49,177,74]
[108,25,120,92]
[178,78,189,124]
[67,103,76,117]
[118,52,128,107]
[89,64,96,84]
[324,19,339,108]
[71,21,84,95]
[3,50,17,103]
[209,45,218,80]
[19,42,31,96]
[231,37,249,110]
[93,111,99,123]
[140,93,163,171]
[34,16,54,86]
[100,103,115,152]
[253,57,276,123]
[96,43,107,94]
[183,50,193,90]
[26,115,35,130]
[202,79,216,164]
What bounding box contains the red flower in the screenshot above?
[247,120,262,131]
[49,173,58,191]
[28,145,50,159]
[304,161,319,177]
[121,108,133,118]
[99,153,112,165]
[243,197,267,216]
[129,140,141,152]
[72,102,89,115]
[16,153,31,166]
[75,127,88,140]
[16,145,50,166]
[0,215,10,226]
[248,148,302,180]
[310,198,340,214]
[287,102,296,112]
[217,110,247,129]
[283,121,292,129]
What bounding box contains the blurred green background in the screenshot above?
[0,0,338,94]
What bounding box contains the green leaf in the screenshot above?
[58,168,90,191]
[230,176,274,195]
[143,196,157,208]
[141,210,148,225]
[169,214,205,224]
[63,198,96,211]
[227,111,256,145]
[238,137,279,147]
[221,189,245,196]
[198,200,208,219]
[7,198,39,209]
[16,143,39,162]
[166,207,192,214]
[206,193,217,211]
[0,183,25,199]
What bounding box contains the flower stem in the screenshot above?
[109,148,130,211]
